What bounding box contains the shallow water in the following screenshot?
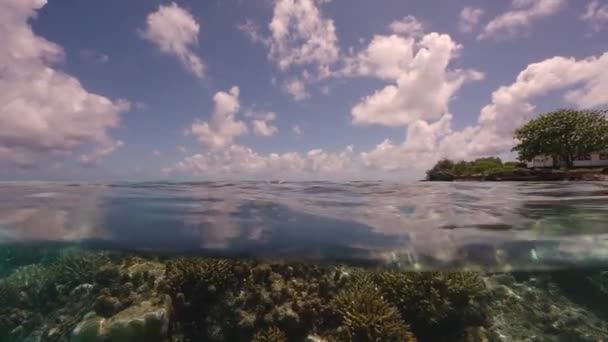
[2,181,608,270]
[1,181,608,341]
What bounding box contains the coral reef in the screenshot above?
[251,327,288,342]
[485,273,608,341]
[47,249,109,293]
[330,276,416,341]
[2,247,607,342]
[71,295,172,342]
[370,270,488,341]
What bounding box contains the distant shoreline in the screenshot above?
[426,169,608,182]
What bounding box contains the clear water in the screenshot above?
[2,181,608,270]
[1,181,608,341]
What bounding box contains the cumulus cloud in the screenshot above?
[581,0,608,32]
[0,0,129,168]
[251,112,279,137]
[348,32,483,127]
[163,144,357,180]
[459,7,484,33]
[284,78,310,101]
[360,114,453,173]
[473,52,608,153]
[238,0,339,101]
[389,15,425,37]
[268,0,339,73]
[80,140,124,166]
[141,2,205,78]
[478,0,565,40]
[185,87,247,150]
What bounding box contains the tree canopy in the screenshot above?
[426,157,524,179]
[512,109,608,168]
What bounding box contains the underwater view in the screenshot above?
[1,181,608,341]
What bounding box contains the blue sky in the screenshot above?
[1,0,607,181]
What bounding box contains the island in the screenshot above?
[426,109,608,181]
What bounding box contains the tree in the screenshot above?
[512,109,608,168]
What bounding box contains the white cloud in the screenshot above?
[455,52,608,156]
[237,19,267,44]
[177,145,187,154]
[251,112,278,137]
[239,0,339,101]
[185,86,248,149]
[268,0,339,73]
[284,78,310,101]
[80,140,124,166]
[389,15,425,37]
[581,0,608,32]
[0,0,129,168]
[360,114,453,173]
[141,2,205,78]
[459,7,484,33]
[164,144,357,180]
[153,149,162,157]
[349,32,483,127]
[478,0,565,40]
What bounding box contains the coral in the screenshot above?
[166,258,240,299]
[48,249,109,292]
[252,327,288,342]
[371,271,487,341]
[71,295,172,342]
[165,257,242,329]
[0,264,49,309]
[331,276,416,342]
[0,278,20,308]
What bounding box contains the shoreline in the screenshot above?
[427,169,608,182]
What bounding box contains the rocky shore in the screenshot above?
[1,247,607,341]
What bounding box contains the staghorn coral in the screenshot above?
[331,276,416,342]
[47,249,109,292]
[0,264,50,309]
[252,326,288,342]
[165,257,242,328]
[371,271,487,341]
[166,258,240,299]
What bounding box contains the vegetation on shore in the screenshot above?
[513,109,608,168]
[426,109,608,181]
[426,157,526,180]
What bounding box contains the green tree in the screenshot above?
[512,109,608,168]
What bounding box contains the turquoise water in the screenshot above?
[1,182,608,341]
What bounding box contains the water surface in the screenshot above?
[1,181,608,271]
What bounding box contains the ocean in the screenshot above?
[1,181,607,341]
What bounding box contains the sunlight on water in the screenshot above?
[1,181,608,270]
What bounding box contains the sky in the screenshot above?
[1,0,608,181]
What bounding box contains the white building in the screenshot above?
[526,151,608,168]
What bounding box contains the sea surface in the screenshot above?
[2,181,608,341]
[1,180,608,271]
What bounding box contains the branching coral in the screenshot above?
[47,249,109,292]
[252,326,288,342]
[166,258,240,298]
[371,271,487,340]
[331,276,416,342]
